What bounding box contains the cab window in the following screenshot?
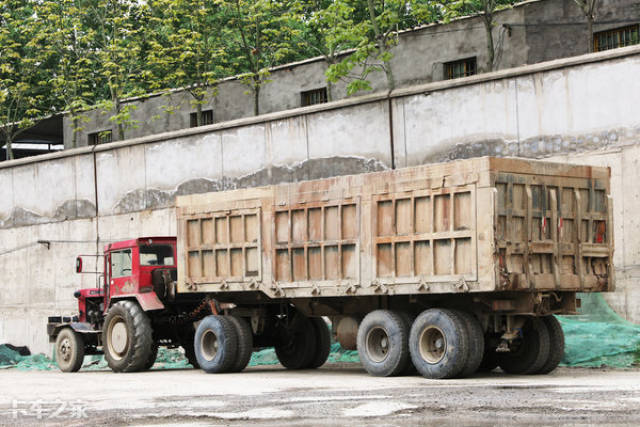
[111,249,132,278]
[139,245,174,266]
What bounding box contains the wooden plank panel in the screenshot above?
[325,206,340,240]
[324,245,339,279]
[414,240,431,276]
[342,204,357,239]
[414,196,431,233]
[396,199,412,235]
[308,208,322,241]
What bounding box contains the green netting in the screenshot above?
[1,293,638,371]
[558,293,640,368]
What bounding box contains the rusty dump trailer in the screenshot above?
[173,156,613,378]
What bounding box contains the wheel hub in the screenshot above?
[419,326,446,364]
[107,316,129,360]
[365,326,390,363]
[200,329,219,361]
[59,338,71,362]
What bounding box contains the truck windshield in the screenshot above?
[140,245,174,266]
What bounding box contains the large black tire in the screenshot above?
[194,315,239,373]
[55,328,85,373]
[275,315,317,370]
[308,317,331,369]
[227,316,253,372]
[357,310,410,377]
[498,317,550,375]
[537,315,565,375]
[409,308,470,379]
[142,342,158,371]
[456,310,485,378]
[102,300,154,373]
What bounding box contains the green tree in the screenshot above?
[442,0,517,72]
[0,0,54,160]
[288,0,361,101]
[82,0,149,141]
[216,0,302,116]
[147,0,228,126]
[325,0,439,95]
[39,0,100,148]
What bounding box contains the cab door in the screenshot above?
[108,249,134,296]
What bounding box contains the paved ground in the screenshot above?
[1,364,640,426]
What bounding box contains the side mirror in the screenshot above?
[76,257,83,273]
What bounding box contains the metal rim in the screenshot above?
[107,315,128,361]
[200,329,219,362]
[58,336,72,363]
[418,325,446,364]
[365,326,390,363]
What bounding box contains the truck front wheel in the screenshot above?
[102,300,154,373]
[55,328,85,373]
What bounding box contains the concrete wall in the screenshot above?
[65,0,640,149]
[3,46,640,354]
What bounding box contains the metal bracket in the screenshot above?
[417,278,429,292]
[271,281,285,297]
[311,285,321,296]
[456,277,469,292]
[248,279,260,290]
[372,281,388,294]
[220,280,229,290]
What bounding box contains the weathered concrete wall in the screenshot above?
[3,46,640,355]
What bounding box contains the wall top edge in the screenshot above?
[1,44,638,171]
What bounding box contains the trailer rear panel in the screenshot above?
[176,157,613,299]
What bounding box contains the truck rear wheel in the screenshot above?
[275,314,317,369]
[456,310,485,377]
[537,315,565,374]
[308,317,331,369]
[357,310,410,377]
[227,316,253,372]
[194,315,239,373]
[409,308,470,379]
[103,300,154,373]
[498,317,550,375]
[55,328,85,373]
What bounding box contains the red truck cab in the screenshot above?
[103,237,177,311]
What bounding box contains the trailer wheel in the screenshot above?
[409,308,470,379]
[103,300,154,373]
[227,316,253,372]
[275,315,317,370]
[456,310,485,377]
[536,316,565,374]
[308,317,331,369]
[357,310,410,377]
[142,342,158,371]
[498,317,550,375]
[55,328,85,373]
[194,315,238,373]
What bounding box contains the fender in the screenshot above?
[110,292,165,311]
[47,321,100,342]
